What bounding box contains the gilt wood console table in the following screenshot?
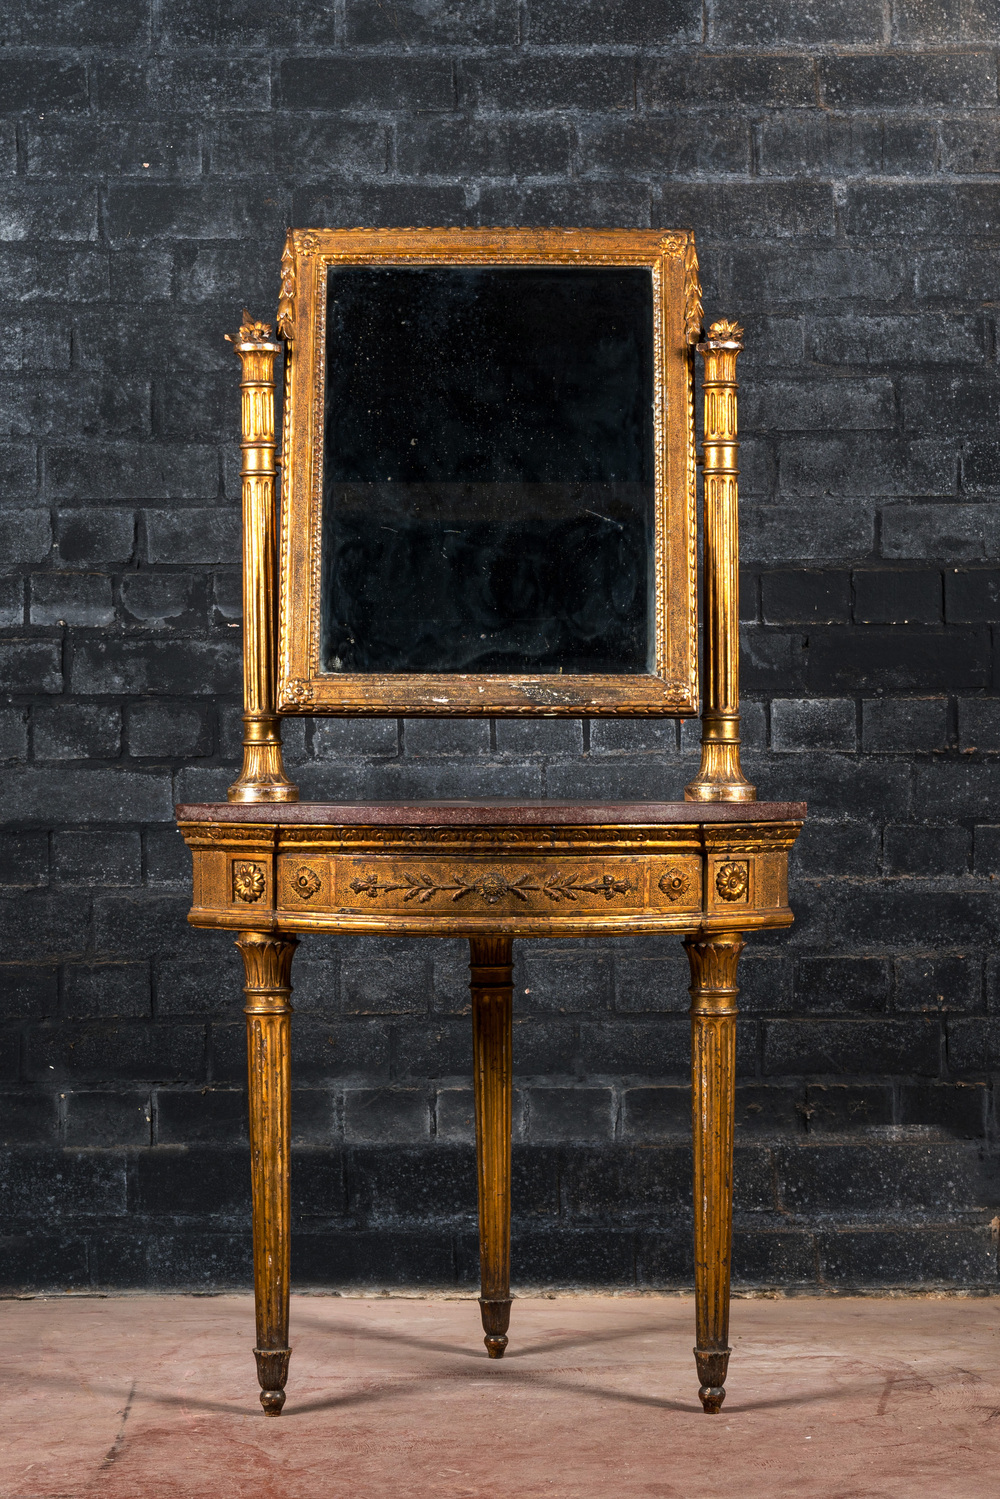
[177,226,804,1417]
[178,797,803,1416]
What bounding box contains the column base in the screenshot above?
[479,1297,512,1359]
[695,1346,730,1414]
[254,1348,291,1416]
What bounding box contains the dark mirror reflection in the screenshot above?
[321,265,655,675]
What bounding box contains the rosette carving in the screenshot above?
[715,861,749,902]
[233,861,267,903]
[659,870,692,902]
[291,866,321,900]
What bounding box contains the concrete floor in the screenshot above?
[1,1293,997,1498]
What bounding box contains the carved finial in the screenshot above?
[704,319,744,346]
[277,232,295,340]
[226,310,274,348]
[683,236,704,346]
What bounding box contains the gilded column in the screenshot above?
[237,930,297,1414]
[470,936,514,1357]
[685,932,743,1413]
[226,314,298,803]
[685,321,755,803]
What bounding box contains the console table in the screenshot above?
[177,227,805,1417]
[177,797,803,1415]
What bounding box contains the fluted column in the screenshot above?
[226,314,298,803]
[685,321,755,803]
[685,931,744,1413]
[470,935,514,1358]
[237,930,297,1414]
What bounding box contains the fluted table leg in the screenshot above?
[237,930,297,1415]
[470,936,513,1358]
[685,931,743,1414]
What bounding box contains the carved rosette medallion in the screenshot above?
[659,870,692,902]
[233,861,266,903]
[284,679,314,705]
[348,868,633,906]
[715,861,749,903]
[291,866,321,900]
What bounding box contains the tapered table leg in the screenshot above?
[236,930,297,1415]
[685,931,744,1414]
[470,936,513,1358]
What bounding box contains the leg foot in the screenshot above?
[480,1296,512,1359]
[695,1347,730,1413]
[254,1348,291,1417]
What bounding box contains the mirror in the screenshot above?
[277,227,698,717]
[321,266,655,677]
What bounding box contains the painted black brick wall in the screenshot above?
[2,0,999,1293]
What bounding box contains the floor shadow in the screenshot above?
[290,1312,484,1361]
[22,1362,935,1423]
[21,1372,254,1419]
[291,1309,680,1363]
[21,1350,984,1425]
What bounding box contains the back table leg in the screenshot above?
[470,936,514,1358]
[237,930,297,1415]
[684,932,744,1414]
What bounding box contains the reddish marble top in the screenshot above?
[176,800,805,826]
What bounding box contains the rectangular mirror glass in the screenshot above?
[321,266,655,677]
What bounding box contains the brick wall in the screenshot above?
[2,0,999,1292]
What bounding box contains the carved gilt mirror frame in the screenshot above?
[226,226,754,805]
[276,227,699,718]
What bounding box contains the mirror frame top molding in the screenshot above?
[275,226,701,719]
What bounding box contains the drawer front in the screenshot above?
[277,853,704,917]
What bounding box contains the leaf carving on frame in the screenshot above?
[683,236,703,346]
[277,233,295,340]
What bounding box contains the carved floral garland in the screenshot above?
[348,869,633,906]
